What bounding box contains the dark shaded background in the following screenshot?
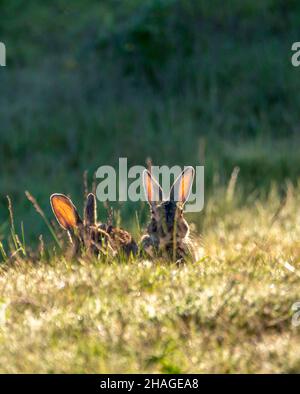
[1,0,300,242]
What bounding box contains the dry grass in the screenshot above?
[0,185,300,373]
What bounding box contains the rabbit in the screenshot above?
[141,167,197,263]
[50,192,138,259]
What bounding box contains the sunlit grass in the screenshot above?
[0,184,299,373]
[1,0,300,373]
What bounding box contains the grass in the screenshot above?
[2,0,300,242]
[1,0,300,373]
[0,183,299,373]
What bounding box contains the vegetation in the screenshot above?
[0,0,300,373]
[0,184,300,373]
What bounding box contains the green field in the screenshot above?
[0,0,300,373]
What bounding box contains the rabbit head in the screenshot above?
[142,167,195,261]
[50,192,113,257]
[50,192,138,258]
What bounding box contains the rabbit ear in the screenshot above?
[143,169,163,205]
[50,194,82,230]
[170,167,195,205]
[85,193,97,226]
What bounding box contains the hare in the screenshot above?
[141,167,196,263]
[50,192,138,258]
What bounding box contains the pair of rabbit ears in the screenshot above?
[51,167,194,228]
[143,166,195,206]
[50,193,97,231]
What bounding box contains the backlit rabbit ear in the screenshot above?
[143,169,163,206]
[50,194,82,230]
[85,193,97,226]
[170,166,195,205]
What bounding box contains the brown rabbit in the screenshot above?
[141,167,196,263]
[50,192,138,258]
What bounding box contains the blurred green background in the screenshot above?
[1,0,300,243]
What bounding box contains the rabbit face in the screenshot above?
[149,201,189,247]
[142,167,195,261]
